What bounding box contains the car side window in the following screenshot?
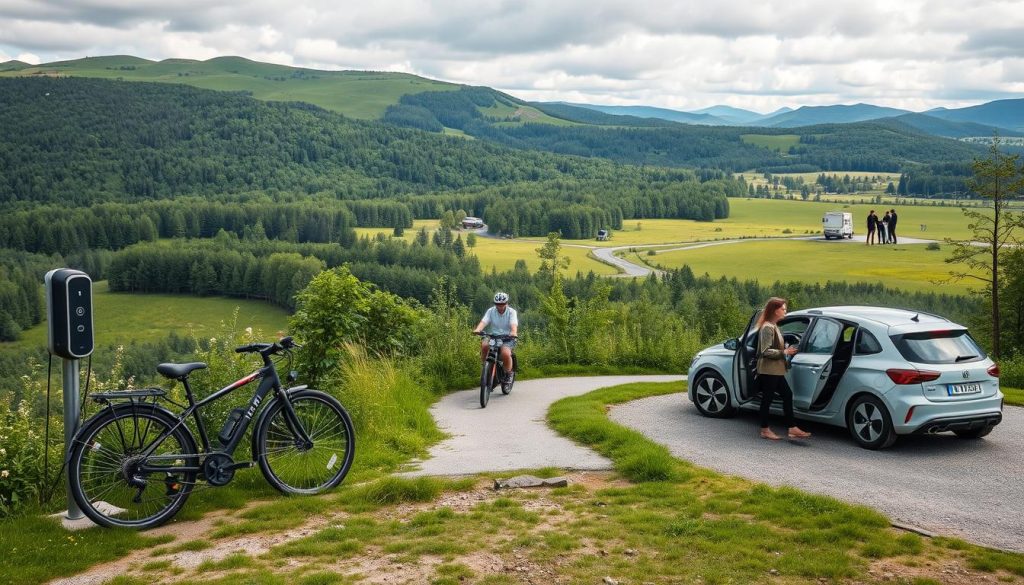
[804,319,842,354]
[855,329,883,355]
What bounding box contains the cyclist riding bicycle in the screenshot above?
[473,292,518,388]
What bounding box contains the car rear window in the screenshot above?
[891,330,985,364]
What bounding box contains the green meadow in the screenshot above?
[0,281,289,354]
[354,221,617,275]
[553,198,978,248]
[644,239,980,295]
[739,133,800,152]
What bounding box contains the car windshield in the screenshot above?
[891,330,985,364]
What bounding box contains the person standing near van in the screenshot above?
[866,210,877,245]
[888,208,898,244]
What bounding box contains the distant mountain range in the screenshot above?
[557,99,1024,137]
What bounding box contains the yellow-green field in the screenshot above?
[739,134,800,152]
[0,281,289,353]
[575,199,981,247]
[354,221,616,275]
[737,170,902,184]
[642,240,981,295]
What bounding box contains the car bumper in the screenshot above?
[888,391,1004,435]
[909,412,1002,435]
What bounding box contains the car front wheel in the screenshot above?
[847,395,897,450]
[692,372,736,418]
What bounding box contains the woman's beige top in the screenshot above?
[756,322,787,376]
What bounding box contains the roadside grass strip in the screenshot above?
[1001,386,1024,407]
[547,381,1024,583]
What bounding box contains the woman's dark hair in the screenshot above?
[755,297,787,329]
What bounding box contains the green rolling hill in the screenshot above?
[0,55,458,119]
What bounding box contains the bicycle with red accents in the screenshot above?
[67,336,355,529]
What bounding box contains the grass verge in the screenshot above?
[547,381,1024,582]
[1003,386,1024,407]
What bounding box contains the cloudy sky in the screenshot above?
[2,0,1023,113]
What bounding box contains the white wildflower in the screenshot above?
[1,470,8,478]
[0,448,6,457]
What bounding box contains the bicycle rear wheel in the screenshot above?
[255,390,355,495]
[68,406,198,529]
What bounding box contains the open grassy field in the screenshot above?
[1,56,458,119]
[643,240,980,295]
[355,221,617,275]
[483,100,579,127]
[559,198,979,248]
[739,133,800,152]
[0,281,289,354]
[738,170,902,184]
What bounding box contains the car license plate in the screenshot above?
[948,383,983,396]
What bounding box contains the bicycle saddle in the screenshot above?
[156,362,208,379]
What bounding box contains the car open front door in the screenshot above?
[733,310,761,402]
[789,317,842,410]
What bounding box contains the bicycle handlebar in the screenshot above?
[474,332,517,339]
[235,336,299,355]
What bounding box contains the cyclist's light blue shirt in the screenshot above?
[481,306,518,336]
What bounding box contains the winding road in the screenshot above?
[405,375,1024,553]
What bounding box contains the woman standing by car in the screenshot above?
[756,297,812,441]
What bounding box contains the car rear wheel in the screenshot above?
[954,425,993,439]
[847,395,897,450]
[692,372,736,418]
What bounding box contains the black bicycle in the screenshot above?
[67,337,355,529]
[475,332,518,408]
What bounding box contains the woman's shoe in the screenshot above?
[788,427,812,439]
[760,428,782,440]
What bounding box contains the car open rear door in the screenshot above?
[733,310,761,402]
[789,317,842,410]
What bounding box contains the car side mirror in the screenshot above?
[723,338,739,351]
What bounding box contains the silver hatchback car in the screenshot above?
[686,306,1003,449]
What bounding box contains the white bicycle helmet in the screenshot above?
[493,291,509,304]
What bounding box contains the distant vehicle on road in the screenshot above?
[597,229,610,241]
[687,306,1003,449]
[822,211,854,239]
[462,217,484,229]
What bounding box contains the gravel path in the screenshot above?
[611,393,1024,552]
[400,375,685,476]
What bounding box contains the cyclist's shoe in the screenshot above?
[502,369,514,391]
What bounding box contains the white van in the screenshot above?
[822,212,853,239]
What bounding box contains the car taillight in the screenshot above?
[988,363,1000,378]
[886,368,941,385]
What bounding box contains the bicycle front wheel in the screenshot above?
[255,390,355,495]
[480,361,494,408]
[68,406,198,529]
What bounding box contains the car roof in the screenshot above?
[789,305,964,329]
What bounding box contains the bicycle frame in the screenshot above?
[132,358,312,476]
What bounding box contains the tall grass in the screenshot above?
[330,344,444,474]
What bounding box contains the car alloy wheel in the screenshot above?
[692,372,735,418]
[848,395,897,449]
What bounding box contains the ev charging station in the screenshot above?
[44,268,94,521]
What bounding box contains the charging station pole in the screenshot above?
[45,269,94,522]
[61,358,82,520]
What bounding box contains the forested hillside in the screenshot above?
[0,76,738,340]
[384,87,987,173]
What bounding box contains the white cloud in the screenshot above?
[0,0,1022,112]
